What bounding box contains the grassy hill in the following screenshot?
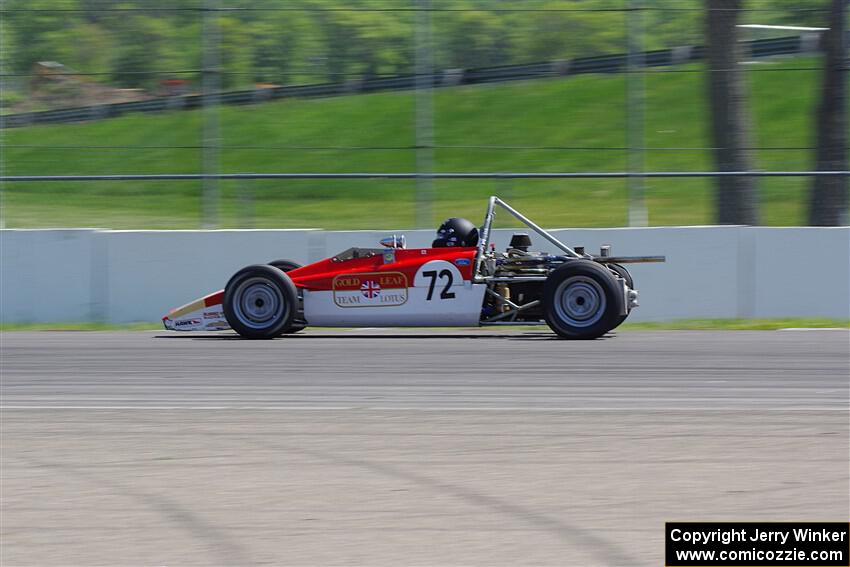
[2,57,824,229]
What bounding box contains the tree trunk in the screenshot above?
[705,0,759,225]
[808,0,848,226]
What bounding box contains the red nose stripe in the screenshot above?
[204,291,224,307]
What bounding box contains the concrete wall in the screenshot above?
[103,230,319,324]
[0,229,99,322]
[2,227,847,324]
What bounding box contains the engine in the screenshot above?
[479,232,631,324]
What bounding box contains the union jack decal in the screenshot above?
[361,280,381,299]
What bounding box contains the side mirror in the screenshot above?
[380,234,406,249]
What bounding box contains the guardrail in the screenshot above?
[0,35,814,129]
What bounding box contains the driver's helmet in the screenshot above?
[432,217,479,248]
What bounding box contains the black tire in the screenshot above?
[267,260,306,334]
[269,259,302,273]
[607,263,633,289]
[223,264,298,339]
[543,260,623,339]
[606,263,633,329]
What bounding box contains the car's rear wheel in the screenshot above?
[224,264,298,339]
[606,263,633,329]
[267,260,306,334]
[543,260,622,339]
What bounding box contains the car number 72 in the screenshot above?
[423,269,456,300]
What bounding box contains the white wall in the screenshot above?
[549,227,744,320]
[1,227,847,324]
[102,230,319,323]
[751,227,850,319]
[0,229,99,322]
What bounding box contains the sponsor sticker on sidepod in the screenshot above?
[332,272,408,308]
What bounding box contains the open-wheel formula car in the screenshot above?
[164,196,664,339]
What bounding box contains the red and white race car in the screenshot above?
[163,197,664,339]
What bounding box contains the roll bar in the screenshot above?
[473,196,583,279]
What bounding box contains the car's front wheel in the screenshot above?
[223,264,298,339]
[543,260,623,339]
[268,260,306,334]
[268,259,302,273]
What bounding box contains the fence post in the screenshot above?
[414,0,435,229]
[201,0,221,229]
[627,0,648,227]
[0,38,6,229]
[0,123,5,230]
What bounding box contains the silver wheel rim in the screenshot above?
[232,277,286,330]
[554,275,606,328]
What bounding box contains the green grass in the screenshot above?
[2,319,847,332]
[620,318,850,331]
[2,57,827,229]
[0,322,163,331]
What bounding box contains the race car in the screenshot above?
[163,196,664,339]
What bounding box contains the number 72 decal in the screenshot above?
[422,269,456,300]
[414,260,464,301]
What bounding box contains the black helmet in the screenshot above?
[432,217,479,248]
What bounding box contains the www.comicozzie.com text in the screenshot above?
[670,527,847,546]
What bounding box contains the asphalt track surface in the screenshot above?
[2,329,848,566]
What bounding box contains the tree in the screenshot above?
[439,10,510,69]
[705,0,759,225]
[217,17,254,89]
[110,15,171,89]
[808,0,848,226]
[4,0,82,74]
